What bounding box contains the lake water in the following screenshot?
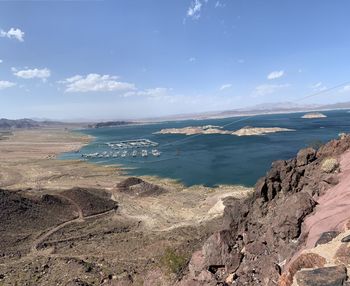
[60,110,350,187]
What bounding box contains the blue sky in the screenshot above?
[1,0,350,120]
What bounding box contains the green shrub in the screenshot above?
[161,248,187,276]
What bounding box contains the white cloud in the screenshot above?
[310,82,327,92]
[61,73,136,93]
[187,0,202,19]
[254,84,290,96]
[220,83,232,91]
[340,85,350,93]
[237,59,245,64]
[13,68,51,81]
[0,59,3,64]
[0,80,16,90]
[189,57,196,62]
[0,28,24,42]
[215,1,225,8]
[267,70,284,80]
[124,87,172,98]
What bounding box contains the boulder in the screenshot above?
[341,235,350,243]
[296,148,316,167]
[295,266,347,286]
[335,244,350,265]
[315,231,340,246]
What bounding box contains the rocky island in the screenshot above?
[155,125,295,136]
[301,112,327,119]
[232,126,295,136]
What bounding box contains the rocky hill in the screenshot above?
[0,118,40,129]
[0,188,117,260]
[179,134,350,286]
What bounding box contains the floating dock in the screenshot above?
[106,139,158,149]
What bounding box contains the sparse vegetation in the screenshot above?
[321,158,339,173]
[161,247,188,276]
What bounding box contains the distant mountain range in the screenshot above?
[0,118,84,129]
[2,101,350,127]
[0,118,40,129]
[140,101,350,122]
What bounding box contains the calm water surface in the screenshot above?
[61,110,350,187]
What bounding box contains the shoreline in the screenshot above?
[0,126,253,221]
[0,126,253,285]
[64,127,258,189]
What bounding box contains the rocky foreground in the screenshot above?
[178,133,350,286]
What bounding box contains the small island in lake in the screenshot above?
[232,126,295,136]
[155,125,295,136]
[301,112,327,119]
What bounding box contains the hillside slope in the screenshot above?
[179,134,350,286]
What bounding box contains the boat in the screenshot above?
[141,149,148,157]
[132,150,138,157]
[151,149,161,157]
[106,139,159,149]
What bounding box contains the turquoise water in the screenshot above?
[61,110,350,187]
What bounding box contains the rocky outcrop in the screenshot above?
[61,187,118,216]
[117,177,167,197]
[295,266,347,286]
[179,134,350,285]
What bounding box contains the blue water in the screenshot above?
[60,110,350,187]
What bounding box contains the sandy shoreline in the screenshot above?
[0,126,253,228]
[0,126,254,285]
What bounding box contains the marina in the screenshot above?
[81,138,161,159]
[106,139,158,149]
[81,149,161,159]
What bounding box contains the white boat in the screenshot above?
[141,149,148,157]
[132,150,138,157]
[151,149,161,157]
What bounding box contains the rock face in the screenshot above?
[179,134,350,285]
[295,266,347,286]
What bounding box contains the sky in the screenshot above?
[1,0,350,120]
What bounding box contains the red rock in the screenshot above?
[279,253,326,286]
